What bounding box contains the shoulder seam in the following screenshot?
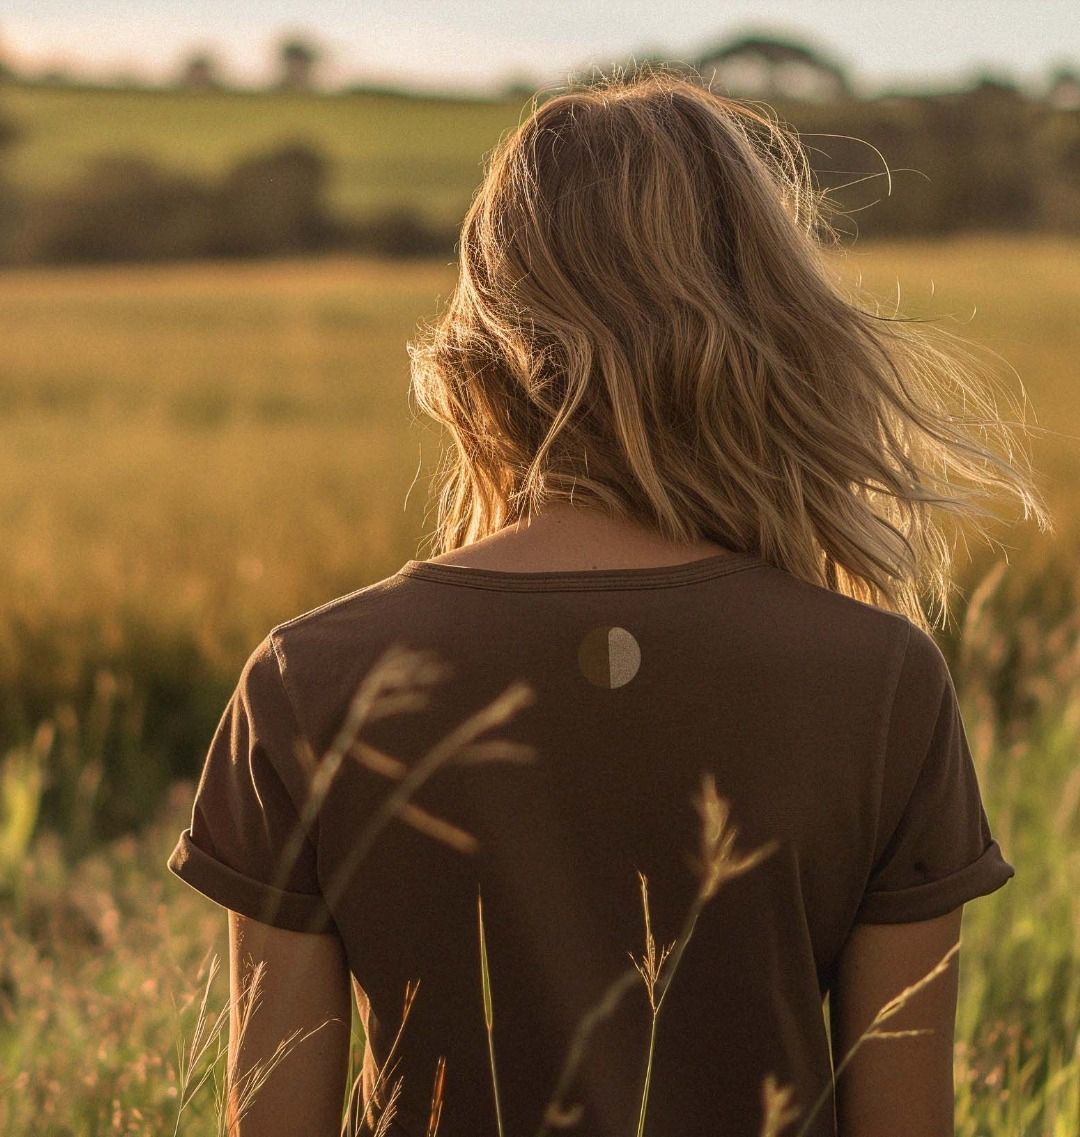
[882,618,915,774]
[858,618,914,897]
[266,631,322,850]
[270,581,383,637]
[870,620,958,888]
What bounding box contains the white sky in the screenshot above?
[2,1,1077,96]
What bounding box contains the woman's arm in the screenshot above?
[830,905,964,1137]
[226,910,353,1136]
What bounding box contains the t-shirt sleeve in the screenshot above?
[853,620,1015,924]
[166,632,336,934]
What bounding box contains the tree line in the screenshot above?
[0,77,1076,266]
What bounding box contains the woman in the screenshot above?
[168,68,1050,1137]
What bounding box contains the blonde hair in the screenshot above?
[407,66,1052,632]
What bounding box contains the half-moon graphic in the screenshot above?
[578,625,641,689]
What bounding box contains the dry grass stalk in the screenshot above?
[759,1073,803,1137]
[350,741,482,853]
[790,941,962,1137]
[274,645,457,906]
[349,978,422,1136]
[630,773,782,1137]
[172,952,229,1135]
[630,872,671,1137]
[251,641,537,927]
[319,655,538,912]
[171,949,339,1137]
[534,967,640,1136]
[426,1054,448,1137]
[370,1075,405,1137]
[478,890,507,1137]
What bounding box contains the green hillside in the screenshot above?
[1,81,526,226]
[3,77,1078,256]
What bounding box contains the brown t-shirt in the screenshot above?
[167,550,1014,1137]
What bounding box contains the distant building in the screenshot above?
[695,34,853,102]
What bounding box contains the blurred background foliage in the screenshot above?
[0,33,1078,265]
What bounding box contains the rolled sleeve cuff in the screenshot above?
[167,828,337,935]
[854,838,1015,924]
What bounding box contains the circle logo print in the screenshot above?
[578,626,641,689]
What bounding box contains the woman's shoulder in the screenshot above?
[270,569,407,641]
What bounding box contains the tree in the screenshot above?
[498,71,541,100]
[0,103,20,261]
[0,28,13,81]
[276,35,321,92]
[1047,64,1080,110]
[178,50,223,91]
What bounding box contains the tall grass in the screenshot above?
[0,563,1077,1133]
[0,240,1077,1131]
[0,240,1077,844]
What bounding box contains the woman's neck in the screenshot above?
[425,502,738,572]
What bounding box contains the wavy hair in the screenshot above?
[407,66,1052,632]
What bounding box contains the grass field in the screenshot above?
[2,81,526,226]
[0,235,1077,1133]
[1,235,1075,668]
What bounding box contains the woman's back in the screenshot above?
[168,535,1013,1136]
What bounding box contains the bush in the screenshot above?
[341,205,456,258]
[14,154,212,262]
[6,140,457,264]
[772,83,1069,238]
[209,142,337,256]
[10,142,340,264]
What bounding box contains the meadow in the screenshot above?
[0,235,1077,1133]
[2,81,526,228]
